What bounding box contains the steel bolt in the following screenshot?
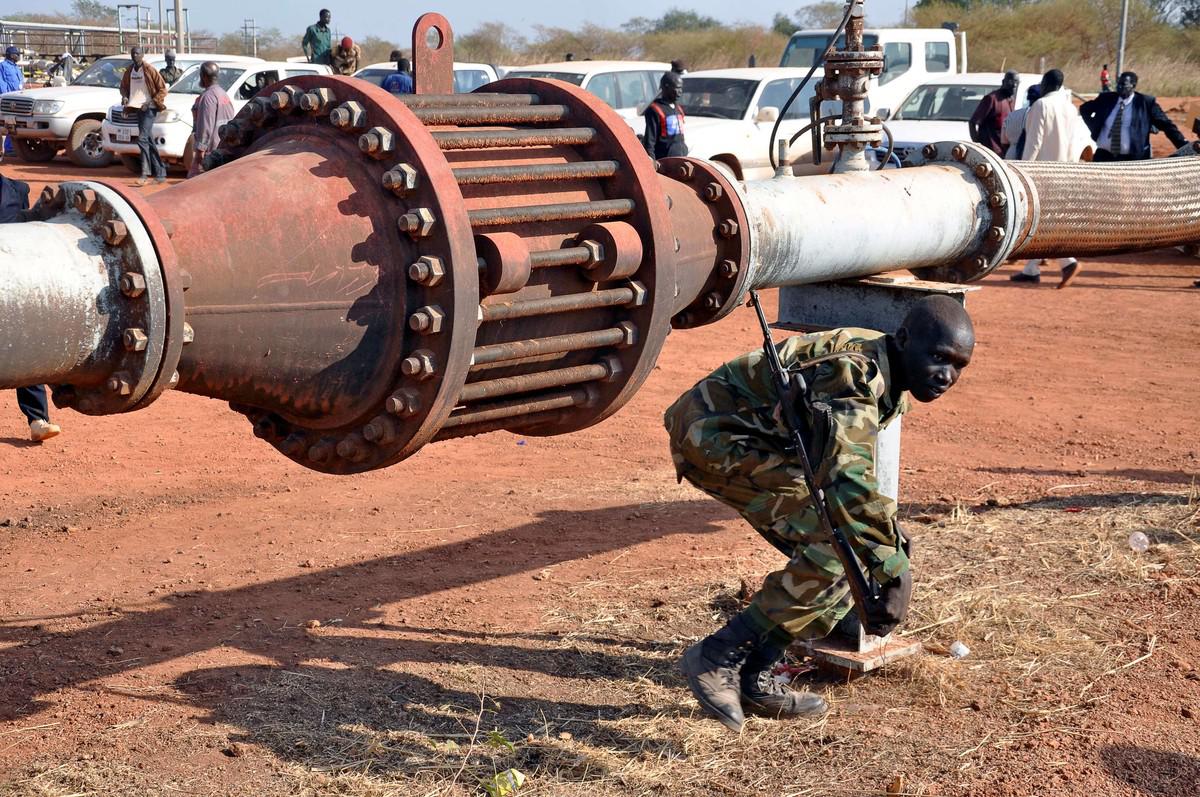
[106,372,133,396]
[579,239,604,267]
[382,163,420,196]
[408,255,445,286]
[102,220,128,246]
[119,271,147,298]
[363,415,397,444]
[408,305,446,334]
[279,434,307,457]
[270,85,304,111]
[307,442,333,463]
[247,97,275,124]
[401,349,437,379]
[219,120,247,146]
[922,143,938,159]
[951,144,968,161]
[973,256,989,271]
[385,388,422,417]
[73,189,98,215]
[358,126,396,159]
[675,161,695,180]
[719,259,739,279]
[988,225,1006,242]
[298,88,335,114]
[122,327,148,352]
[599,354,624,383]
[703,292,723,310]
[718,219,739,239]
[703,182,724,202]
[253,417,277,440]
[989,193,1007,209]
[398,208,436,238]
[182,322,194,345]
[627,280,649,307]
[329,101,367,130]
[336,434,370,462]
[616,320,638,348]
[974,163,994,179]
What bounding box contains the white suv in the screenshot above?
[0,52,261,167]
[101,60,332,173]
[504,61,670,132]
[354,61,500,93]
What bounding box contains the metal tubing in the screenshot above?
[460,362,609,402]
[0,218,113,389]
[432,410,565,442]
[468,199,634,228]
[441,387,591,428]
[412,104,568,125]
[479,287,636,322]
[472,326,628,366]
[529,247,593,268]
[396,93,538,107]
[431,127,597,150]
[452,160,619,185]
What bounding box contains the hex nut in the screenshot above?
[703,182,724,202]
[988,226,1006,242]
[298,88,335,114]
[922,143,938,159]
[385,388,422,417]
[627,280,649,307]
[358,126,396,159]
[119,271,147,297]
[973,256,989,270]
[122,327,148,352]
[989,193,1007,208]
[330,101,368,130]
[408,255,445,286]
[307,442,333,463]
[219,120,245,145]
[363,415,397,444]
[73,189,98,215]
[408,305,446,334]
[703,292,723,310]
[107,373,133,396]
[675,161,695,180]
[247,97,275,124]
[951,144,968,161]
[616,320,638,348]
[579,239,604,267]
[599,354,624,383]
[398,207,436,238]
[974,163,994,179]
[279,434,307,457]
[253,417,276,440]
[182,322,195,345]
[382,163,420,195]
[102,220,128,246]
[718,219,739,239]
[719,259,739,279]
[401,349,436,379]
[336,435,370,462]
[270,85,305,111]
[168,370,180,388]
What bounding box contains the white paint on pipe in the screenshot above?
[742,165,989,291]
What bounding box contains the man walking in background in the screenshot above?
[302,9,333,66]
[382,54,413,95]
[1080,71,1188,162]
[1010,70,1090,288]
[188,62,234,178]
[331,37,361,76]
[969,69,1019,156]
[119,46,168,187]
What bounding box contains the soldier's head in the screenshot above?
[1000,69,1019,98]
[397,56,411,73]
[130,46,144,67]
[1039,69,1064,95]
[164,48,176,66]
[893,296,974,403]
[1117,71,1138,99]
[199,61,219,88]
[319,9,332,26]
[660,71,683,104]
[341,36,353,54]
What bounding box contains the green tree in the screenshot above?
[70,0,117,24]
[772,3,848,34]
[623,8,721,34]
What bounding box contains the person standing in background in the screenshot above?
[302,9,333,66]
[0,47,24,161]
[188,62,234,178]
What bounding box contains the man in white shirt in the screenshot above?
[118,46,168,186]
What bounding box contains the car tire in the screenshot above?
[119,154,141,174]
[12,137,58,162]
[66,119,113,167]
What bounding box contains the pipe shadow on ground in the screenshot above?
[0,500,727,723]
[973,466,1198,486]
[1100,744,1200,797]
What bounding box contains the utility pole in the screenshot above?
[243,19,259,58]
[1116,0,1130,76]
[174,0,183,52]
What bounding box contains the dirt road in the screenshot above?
[0,152,1197,796]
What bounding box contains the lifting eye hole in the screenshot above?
[425,26,443,51]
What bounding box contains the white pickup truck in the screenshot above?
[100,60,332,173]
[0,52,260,167]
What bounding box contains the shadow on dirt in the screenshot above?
[0,437,39,449]
[1101,744,1200,797]
[974,465,1198,487]
[0,500,725,723]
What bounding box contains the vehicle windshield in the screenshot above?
[455,69,491,93]
[681,78,756,119]
[504,70,584,86]
[893,82,995,121]
[354,68,392,86]
[73,58,133,88]
[169,66,245,95]
[781,33,879,68]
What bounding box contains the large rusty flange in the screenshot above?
[48,181,182,415]
[207,74,479,474]
[659,156,751,329]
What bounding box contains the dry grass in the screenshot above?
[5,491,1198,797]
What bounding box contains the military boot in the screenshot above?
[680,610,763,732]
[740,641,829,720]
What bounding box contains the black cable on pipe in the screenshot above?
[877,122,895,171]
[767,1,855,171]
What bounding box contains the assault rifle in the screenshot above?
[747,290,885,629]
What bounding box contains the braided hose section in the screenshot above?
[1009,158,1200,259]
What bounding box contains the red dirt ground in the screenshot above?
[0,129,1198,795]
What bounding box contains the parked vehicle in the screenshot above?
[503,61,671,131]
[100,60,332,173]
[883,72,1044,165]
[780,27,958,122]
[680,68,826,181]
[0,52,260,167]
[353,61,499,93]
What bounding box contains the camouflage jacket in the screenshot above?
[667,328,910,580]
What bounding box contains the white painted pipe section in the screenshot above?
[741,165,988,291]
[875,416,901,502]
[0,214,114,389]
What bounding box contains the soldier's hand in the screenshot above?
[864,570,912,637]
[895,521,912,558]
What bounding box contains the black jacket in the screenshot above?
[643,99,687,160]
[0,174,33,223]
[1079,92,1187,159]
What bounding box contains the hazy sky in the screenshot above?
[17,1,916,39]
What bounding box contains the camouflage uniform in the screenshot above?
[665,328,910,641]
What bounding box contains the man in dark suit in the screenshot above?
[1079,71,1188,161]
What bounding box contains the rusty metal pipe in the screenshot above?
[432,410,566,441]
[460,362,610,402]
[468,199,634,228]
[412,105,568,125]
[441,386,592,428]
[472,326,630,366]
[432,127,597,150]
[452,160,619,185]
[529,247,593,268]
[479,287,638,322]
[397,93,539,107]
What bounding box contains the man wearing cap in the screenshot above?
[331,36,361,76]
[159,49,183,85]
[302,9,333,66]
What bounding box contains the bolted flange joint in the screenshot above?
[329,101,367,130]
[358,126,396,159]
